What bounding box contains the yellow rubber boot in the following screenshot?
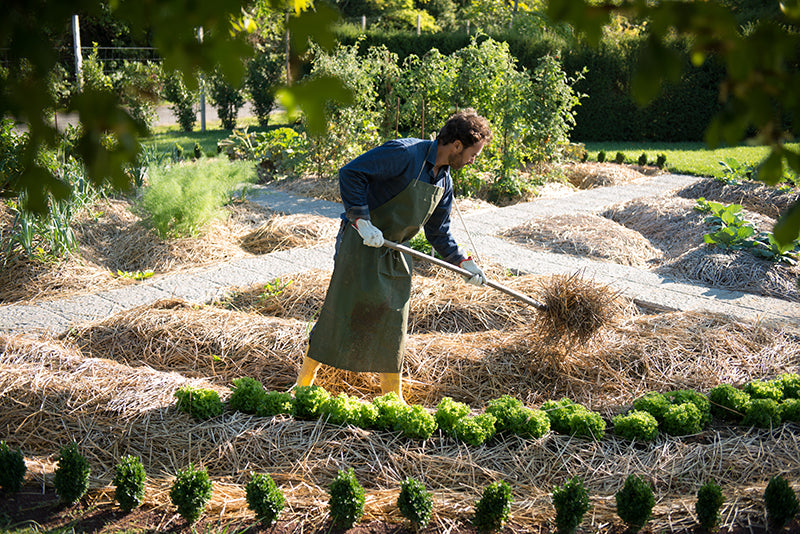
[295,355,322,388]
[379,372,404,402]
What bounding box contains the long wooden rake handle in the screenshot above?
[382,239,547,311]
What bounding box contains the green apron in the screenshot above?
[307,171,444,373]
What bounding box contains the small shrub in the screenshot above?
[518,408,551,439]
[568,409,606,440]
[615,151,625,164]
[637,152,647,166]
[257,390,295,417]
[662,402,704,436]
[656,153,667,168]
[695,480,724,531]
[743,398,782,428]
[435,396,470,435]
[542,398,583,434]
[397,404,438,440]
[775,373,800,399]
[229,377,268,414]
[764,475,799,531]
[454,413,497,446]
[552,476,590,534]
[486,395,528,434]
[328,468,365,529]
[170,463,213,524]
[113,455,146,512]
[246,472,285,527]
[615,474,654,533]
[632,391,670,423]
[781,398,800,423]
[54,442,91,504]
[708,384,750,421]
[174,386,224,420]
[293,385,330,420]
[612,410,659,441]
[397,477,433,529]
[193,142,202,159]
[744,380,783,402]
[473,480,513,533]
[597,150,606,163]
[0,441,26,494]
[372,392,408,430]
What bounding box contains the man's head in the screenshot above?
[437,109,492,171]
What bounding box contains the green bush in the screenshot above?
[473,480,513,533]
[764,475,799,531]
[453,413,497,446]
[54,442,91,504]
[708,384,750,421]
[397,404,438,440]
[113,455,146,512]
[174,385,224,420]
[656,154,667,168]
[637,152,648,166]
[597,150,606,163]
[372,392,408,431]
[615,151,625,164]
[257,390,295,417]
[170,463,213,524]
[321,393,377,428]
[0,441,26,494]
[435,396,471,435]
[695,480,724,531]
[486,394,529,434]
[615,474,654,533]
[246,472,285,527]
[552,476,590,534]
[662,402,704,436]
[292,385,331,420]
[632,391,670,423]
[542,398,584,434]
[141,159,256,237]
[208,67,245,130]
[568,409,606,440]
[780,398,800,423]
[229,377,268,414]
[667,390,711,427]
[114,60,161,133]
[744,379,783,402]
[397,477,434,529]
[775,373,800,399]
[245,49,283,127]
[612,410,659,441]
[518,408,551,439]
[743,398,782,428]
[328,468,365,529]
[162,70,197,132]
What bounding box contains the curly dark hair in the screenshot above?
[437,108,492,147]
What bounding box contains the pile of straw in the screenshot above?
[239,213,338,254]
[678,176,800,219]
[6,303,800,531]
[563,162,652,189]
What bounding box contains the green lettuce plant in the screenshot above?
[174,385,224,420]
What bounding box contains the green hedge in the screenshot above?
[334,28,725,142]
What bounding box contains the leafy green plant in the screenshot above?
[552,476,590,534]
[170,463,213,524]
[743,398,782,428]
[615,151,625,164]
[454,413,497,446]
[259,278,293,301]
[612,410,659,441]
[321,393,377,428]
[397,477,434,530]
[615,474,654,533]
[597,151,606,163]
[656,153,667,168]
[473,480,513,533]
[696,199,757,250]
[764,475,799,531]
[667,390,711,427]
[632,391,670,423]
[568,409,606,440]
[328,468,365,529]
[246,472,285,527]
[397,404,438,440]
[662,402,704,436]
[208,67,245,130]
[258,391,296,417]
[708,384,751,421]
[54,442,91,504]
[408,231,434,257]
[696,480,724,531]
[116,269,154,280]
[113,455,146,512]
[744,380,784,402]
[162,69,197,132]
[637,152,648,166]
[0,441,26,494]
[717,157,755,184]
[518,408,551,439]
[775,373,800,399]
[780,398,800,423]
[245,49,283,127]
[435,396,470,435]
[229,377,268,414]
[293,385,331,420]
[174,385,224,420]
[542,398,584,434]
[372,392,409,431]
[486,395,533,434]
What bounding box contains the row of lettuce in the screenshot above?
[174,372,800,445]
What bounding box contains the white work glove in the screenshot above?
[353,218,384,248]
[459,257,486,287]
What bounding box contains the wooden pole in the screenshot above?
[72,15,83,92]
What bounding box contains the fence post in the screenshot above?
[197,26,206,132]
[285,12,291,86]
[362,15,366,33]
[72,15,83,92]
[417,13,421,35]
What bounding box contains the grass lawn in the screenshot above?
[585,141,800,179]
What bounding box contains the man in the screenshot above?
[293,109,492,401]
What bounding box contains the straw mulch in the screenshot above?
[677,176,800,219]
[5,302,800,532]
[272,176,342,202]
[501,213,662,268]
[562,162,656,189]
[239,213,338,254]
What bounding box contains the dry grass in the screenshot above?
[4,300,800,532]
[677,177,800,219]
[239,213,338,254]
[562,162,657,189]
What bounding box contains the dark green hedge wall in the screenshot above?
[334,28,725,142]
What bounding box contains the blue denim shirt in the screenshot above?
[338,138,467,265]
